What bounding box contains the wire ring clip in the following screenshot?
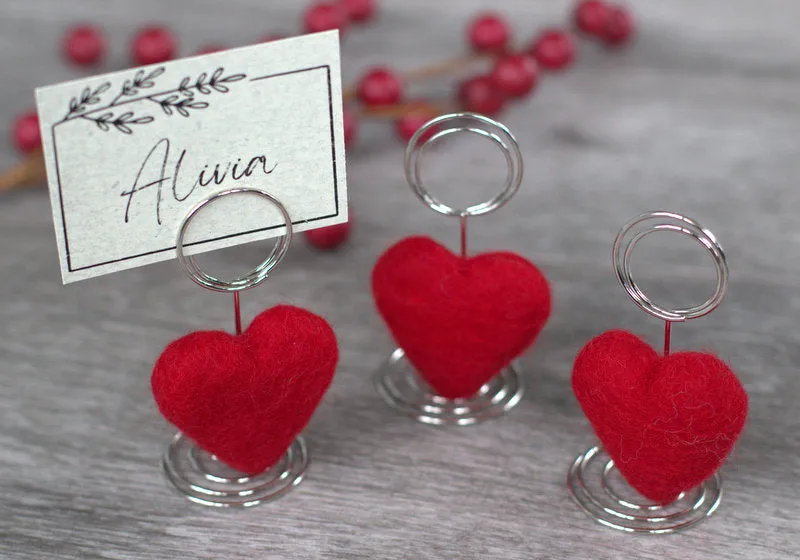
[404,112,524,218]
[176,187,293,293]
[612,211,728,322]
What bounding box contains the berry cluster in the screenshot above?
[574,0,634,46]
[343,0,634,148]
[4,0,634,251]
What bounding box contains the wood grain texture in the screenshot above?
[2,0,800,558]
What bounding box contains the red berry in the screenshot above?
[62,25,105,66]
[12,111,41,154]
[458,76,505,115]
[531,29,576,71]
[304,219,352,250]
[340,0,376,22]
[467,13,510,53]
[358,67,403,107]
[574,0,609,36]
[603,5,635,46]
[343,107,357,149]
[304,3,349,36]
[395,112,436,143]
[132,25,177,66]
[195,44,225,55]
[490,54,538,98]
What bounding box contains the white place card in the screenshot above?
[35,30,347,283]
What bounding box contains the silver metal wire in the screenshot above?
[404,112,524,218]
[612,211,728,322]
[176,187,293,293]
[567,446,721,533]
[374,348,524,426]
[163,433,308,508]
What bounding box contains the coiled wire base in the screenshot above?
[162,432,309,508]
[567,446,722,534]
[374,348,524,426]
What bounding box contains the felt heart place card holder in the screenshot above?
[567,211,748,534]
[371,113,552,426]
[35,31,348,507]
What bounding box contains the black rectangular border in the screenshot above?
[52,64,340,273]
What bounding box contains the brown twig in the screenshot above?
[343,87,358,103]
[0,149,45,193]
[357,100,457,118]
[401,52,491,83]
[342,52,493,103]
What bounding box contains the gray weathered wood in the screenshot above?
[1,0,799,557]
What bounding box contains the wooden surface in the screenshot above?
[2,0,800,558]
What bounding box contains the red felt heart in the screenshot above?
[372,236,551,399]
[572,329,748,503]
[151,305,338,474]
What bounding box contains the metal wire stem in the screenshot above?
[233,292,242,335]
[460,215,468,258]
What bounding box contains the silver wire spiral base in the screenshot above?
[162,432,309,508]
[567,446,722,534]
[374,348,524,426]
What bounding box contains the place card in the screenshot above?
[35,30,347,283]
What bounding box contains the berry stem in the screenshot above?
[343,52,493,102]
[357,100,454,118]
[0,150,45,192]
[401,52,492,83]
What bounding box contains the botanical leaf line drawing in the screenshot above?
[111,67,166,105]
[88,112,154,135]
[64,83,113,119]
[60,67,246,134]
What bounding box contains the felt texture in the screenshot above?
[151,305,338,475]
[372,236,551,399]
[572,329,748,504]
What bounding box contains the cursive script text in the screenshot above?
[118,138,277,224]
